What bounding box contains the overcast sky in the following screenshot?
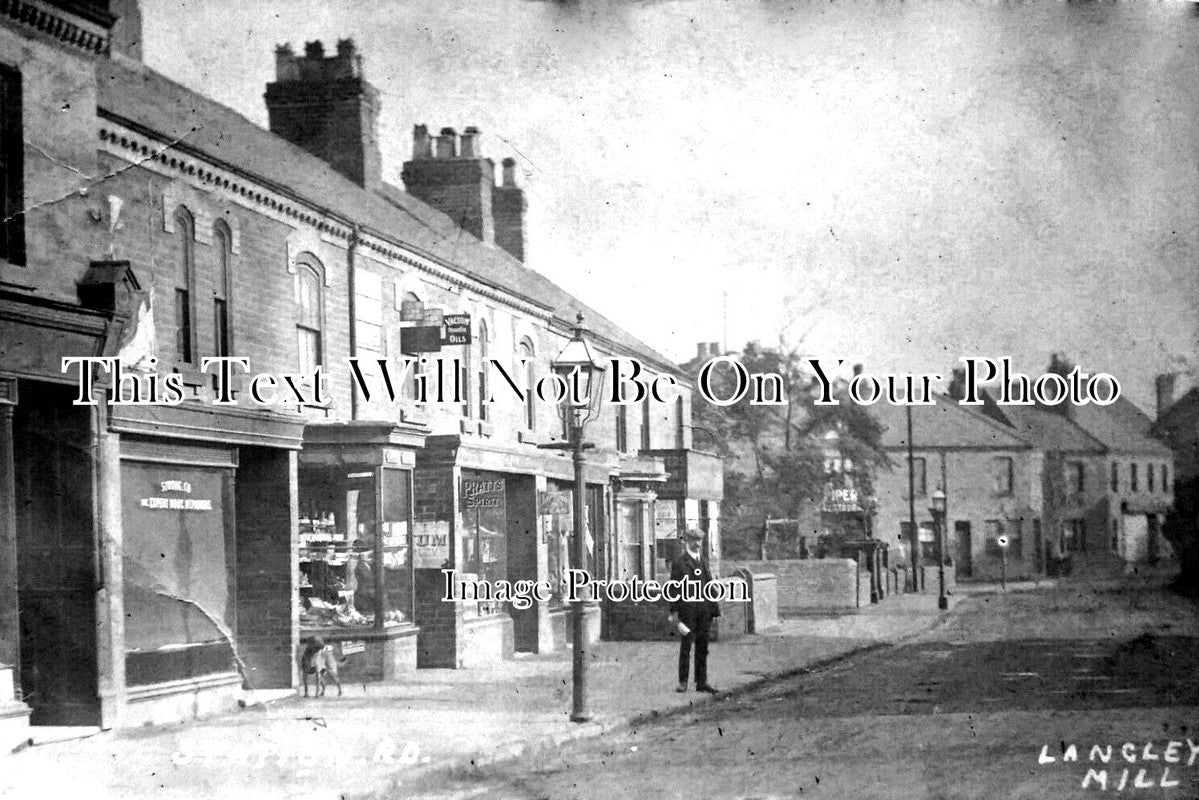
[142,0,1199,410]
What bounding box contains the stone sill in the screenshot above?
[126,671,241,702]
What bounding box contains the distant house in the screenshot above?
[870,365,1176,583]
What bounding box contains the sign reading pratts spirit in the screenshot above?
[463,479,505,510]
[138,479,213,511]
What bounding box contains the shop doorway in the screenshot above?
[14,381,100,725]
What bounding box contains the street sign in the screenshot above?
[443,313,471,345]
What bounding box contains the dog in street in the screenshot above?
[299,636,344,697]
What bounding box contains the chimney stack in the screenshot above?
[948,367,967,401]
[109,0,143,61]
[696,343,709,360]
[1156,373,1176,419]
[709,342,721,356]
[402,124,501,249]
[264,38,382,189]
[492,157,527,262]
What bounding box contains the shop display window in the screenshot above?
[299,465,413,631]
[461,472,508,617]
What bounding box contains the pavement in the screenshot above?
[395,579,1199,800]
[0,591,948,800]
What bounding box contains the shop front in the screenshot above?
[298,422,428,681]
[412,435,615,666]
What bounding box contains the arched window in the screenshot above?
[477,321,489,421]
[174,208,195,363]
[400,290,424,401]
[518,337,536,430]
[295,259,323,373]
[212,221,233,358]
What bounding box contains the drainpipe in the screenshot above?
[347,225,361,421]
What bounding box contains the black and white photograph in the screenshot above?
[1,1,1197,798]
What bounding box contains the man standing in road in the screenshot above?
[669,527,720,693]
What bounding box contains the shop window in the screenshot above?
[461,473,508,616]
[477,321,489,421]
[295,260,323,372]
[298,466,413,631]
[519,337,536,429]
[0,65,23,265]
[121,459,236,685]
[212,221,233,359]
[174,208,195,363]
[1111,462,1119,493]
[992,457,1013,497]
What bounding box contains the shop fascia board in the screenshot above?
[109,401,306,450]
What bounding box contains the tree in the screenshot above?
[691,338,887,561]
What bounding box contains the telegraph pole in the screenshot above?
[906,404,921,591]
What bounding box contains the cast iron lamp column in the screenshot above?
[549,313,606,723]
[929,488,948,611]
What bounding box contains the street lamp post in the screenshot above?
[549,313,606,723]
[929,488,948,611]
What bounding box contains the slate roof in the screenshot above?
[1068,398,1173,456]
[983,404,1106,455]
[94,55,685,378]
[869,397,1030,451]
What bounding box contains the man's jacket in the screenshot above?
[669,550,721,628]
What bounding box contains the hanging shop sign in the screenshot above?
[463,478,505,510]
[443,313,472,346]
[413,520,451,568]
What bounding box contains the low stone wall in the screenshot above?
[725,559,861,615]
[602,577,750,641]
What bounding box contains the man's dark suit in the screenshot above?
[669,550,720,687]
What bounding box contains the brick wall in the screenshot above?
[234,446,297,689]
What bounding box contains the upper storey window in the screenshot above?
[295,260,323,373]
[0,65,23,266]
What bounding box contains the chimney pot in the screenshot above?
[1156,373,1177,419]
[336,38,354,56]
[460,126,481,159]
[697,343,709,360]
[436,127,458,159]
[709,342,720,356]
[412,124,432,159]
[304,40,324,59]
[852,363,863,377]
[500,157,517,187]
